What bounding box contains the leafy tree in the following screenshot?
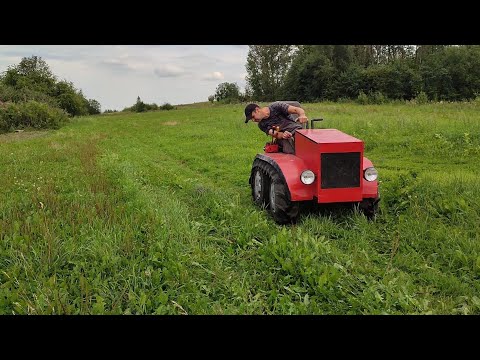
[243,84,253,102]
[352,45,376,67]
[415,45,447,64]
[246,45,296,101]
[281,46,335,101]
[214,82,241,103]
[0,56,101,117]
[2,56,56,93]
[0,55,102,133]
[0,82,57,106]
[418,45,480,101]
[330,65,365,100]
[134,96,146,112]
[331,45,354,73]
[51,80,88,116]
[87,99,101,114]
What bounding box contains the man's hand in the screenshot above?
[287,105,308,124]
[297,115,308,124]
[282,131,293,139]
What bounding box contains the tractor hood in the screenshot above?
[296,129,363,144]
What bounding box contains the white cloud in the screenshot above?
[154,64,186,78]
[202,71,224,81]
[100,59,134,73]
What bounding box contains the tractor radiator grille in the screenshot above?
[321,152,361,189]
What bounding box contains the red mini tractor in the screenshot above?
[249,102,380,224]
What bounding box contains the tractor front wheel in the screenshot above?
[266,166,300,225]
[359,198,380,220]
[250,159,299,224]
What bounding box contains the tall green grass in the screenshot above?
[1,101,479,314]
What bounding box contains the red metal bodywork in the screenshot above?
[261,129,379,203]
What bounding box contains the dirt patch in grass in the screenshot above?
[0,130,51,143]
[163,121,178,126]
[49,141,66,150]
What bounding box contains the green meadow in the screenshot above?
[1,101,480,314]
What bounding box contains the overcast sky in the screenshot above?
[0,45,250,111]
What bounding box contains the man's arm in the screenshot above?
[287,105,308,123]
[268,128,293,139]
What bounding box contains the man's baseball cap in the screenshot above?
[244,103,259,123]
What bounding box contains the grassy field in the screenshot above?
[1,101,480,315]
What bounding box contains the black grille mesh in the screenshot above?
[321,152,360,189]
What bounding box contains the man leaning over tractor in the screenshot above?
[244,101,309,154]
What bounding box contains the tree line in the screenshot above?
[120,96,175,113]
[0,56,100,133]
[211,45,480,104]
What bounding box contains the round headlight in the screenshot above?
[300,170,315,185]
[364,167,378,182]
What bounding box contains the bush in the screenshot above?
[208,95,215,103]
[0,100,69,133]
[0,83,17,102]
[52,81,89,116]
[336,97,351,103]
[144,103,158,111]
[160,103,175,110]
[370,91,387,104]
[415,91,429,105]
[473,93,480,106]
[356,90,369,105]
[123,97,162,112]
[0,83,59,108]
